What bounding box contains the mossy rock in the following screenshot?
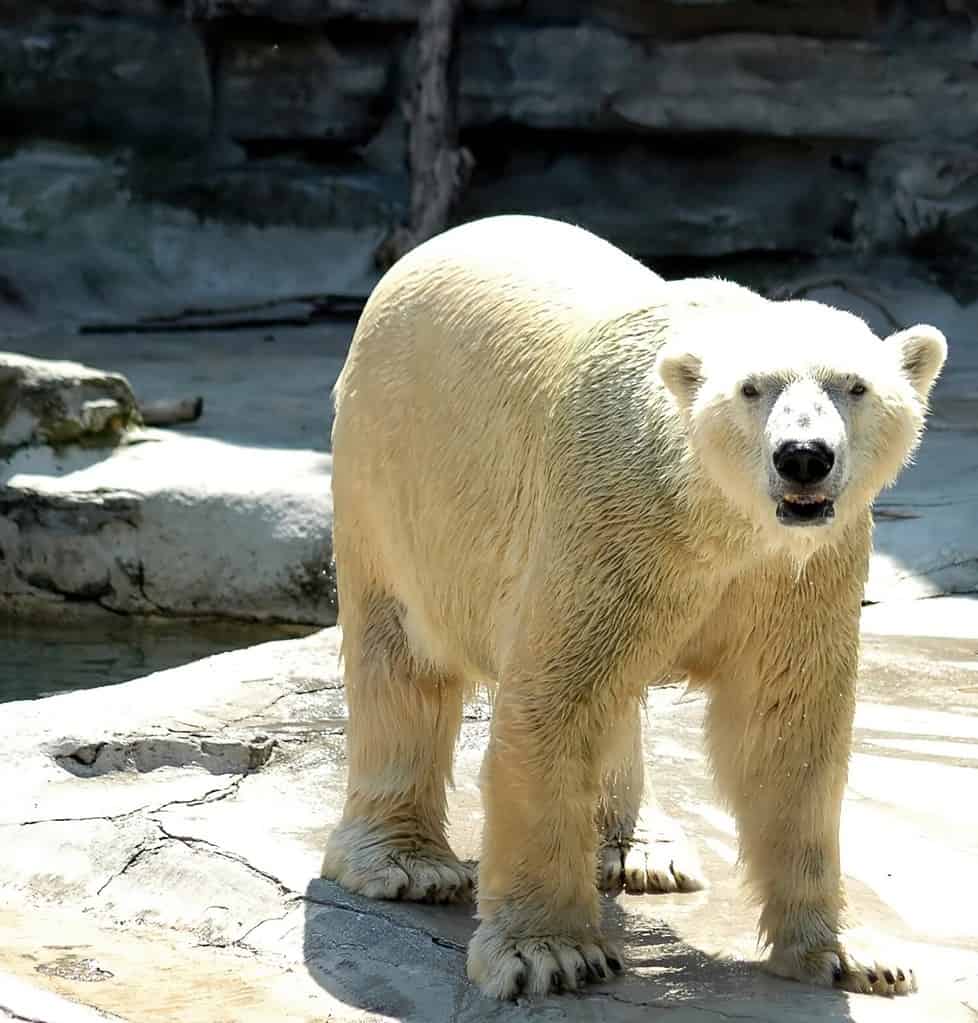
[0,351,142,458]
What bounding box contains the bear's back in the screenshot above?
[338,216,664,410]
[330,217,668,678]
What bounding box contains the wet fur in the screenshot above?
[322,215,945,1000]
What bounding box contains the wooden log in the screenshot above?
[376,0,474,269]
[139,397,205,426]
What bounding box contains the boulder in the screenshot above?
[857,142,978,303]
[0,353,139,454]
[0,438,336,624]
[0,138,387,332]
[0,0,173,15]
[186,0,511,22]
[521,0,882,38]
[0,143,128,241]
[0,16,211,154]
[459,25,978,142]
[153,159,405,231]
[461,135,863,260]
[220,33,393,144]
[187,0,425,20]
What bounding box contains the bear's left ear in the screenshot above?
[886,324,947,399]
[658,348,704,409]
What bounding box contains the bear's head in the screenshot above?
[658,294,947,553]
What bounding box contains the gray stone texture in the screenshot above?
[460,136,864,261]
[0,1,976,288]
[521,0,882,38]
[220,33,393,145]
[458,25,978,142]
[0,16,211,153]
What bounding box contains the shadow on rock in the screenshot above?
[301,878,859,1022]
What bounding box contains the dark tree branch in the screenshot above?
[376,0,474,269]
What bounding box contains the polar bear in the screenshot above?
[322,215,946,1000]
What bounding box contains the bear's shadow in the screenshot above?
[301,878,860,1022]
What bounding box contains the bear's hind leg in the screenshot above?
[597,708,706,894]
[322,591,474,903]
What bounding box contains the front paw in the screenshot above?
[598,811,706,894]
[767,941,917,997]
[467,919,624,999]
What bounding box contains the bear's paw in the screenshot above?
[322,821,474,904]
[598,813,707,894]
[767,941,917,997]
[467,920,624,999]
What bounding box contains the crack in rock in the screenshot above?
[0,1009,62,1023]
[228,907,297,950]
[300,890,468,955]
[153,774,246,812]
[95,838,165,896]
[18,807,149,827]
[146,819,293,897]
[591,991,759,1019]
[19,772,247,828]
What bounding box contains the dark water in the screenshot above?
[0,619,308,703]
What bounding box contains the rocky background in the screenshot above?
[3,0,978,328]
[3,0,978,629]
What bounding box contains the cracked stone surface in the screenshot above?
[1,616,976,1022]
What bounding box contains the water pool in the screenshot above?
[0,619,312,703]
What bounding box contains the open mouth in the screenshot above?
[776,494,835,527]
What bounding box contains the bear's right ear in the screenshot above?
[885,324,948,400]
[658,348,704,409]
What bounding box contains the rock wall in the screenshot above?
[0,0,977,298]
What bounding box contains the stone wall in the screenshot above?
[1,0,977,290]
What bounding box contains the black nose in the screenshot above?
[773,440,835,486]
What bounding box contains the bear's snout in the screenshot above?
[773,440,835,486]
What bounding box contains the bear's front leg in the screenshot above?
[467,677,626,999]
[705,603,916,998]
[596,707,707,894]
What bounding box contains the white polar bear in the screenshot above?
[321,215,946,1000]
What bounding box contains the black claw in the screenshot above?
[550,970,564,993]
[587,961,608,982]
[513,968,527,997]
[576,963,588,983]
[833,965,844,983]
[884,969,895,985]
[896,969,906,982]
[867,970,879,984]
[607,954,624,974]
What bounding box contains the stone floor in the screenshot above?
[1,607,976,1023]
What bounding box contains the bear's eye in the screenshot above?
[849,382,868,397]
[741,382,760,399]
